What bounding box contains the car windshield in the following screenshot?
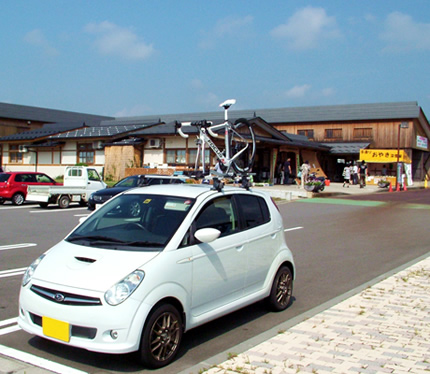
[67,193,195,251]
[0,173,11,182]
[114,176,141,188]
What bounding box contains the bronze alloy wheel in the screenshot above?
[268,266,293,311]
[140,304,183,368]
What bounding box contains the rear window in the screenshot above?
[234,194,270,229]
[15,174,37,182]
[0,173,11,182]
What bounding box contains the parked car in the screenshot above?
[87,174,187,210]
[18,184,295,368]
[0,171,60,205]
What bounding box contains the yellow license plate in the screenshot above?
[42,316,70,342]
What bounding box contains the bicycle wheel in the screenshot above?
[230,118,256,174]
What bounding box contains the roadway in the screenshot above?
[0,188,429,373]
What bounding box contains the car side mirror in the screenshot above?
[79,216,88,224]
[194,228,221,243]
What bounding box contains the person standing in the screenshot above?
[359,160,368,188]
[342,162,351,188]
[283,158,291,185]
[300,160,310,189]
[352,162,358,185]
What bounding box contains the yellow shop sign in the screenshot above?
[359,149,411,164]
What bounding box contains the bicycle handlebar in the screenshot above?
[175,121,189,139]
[176,120,216,139]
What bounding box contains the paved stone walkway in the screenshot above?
[200,256,430,374]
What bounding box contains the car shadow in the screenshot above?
[27,297,297,373]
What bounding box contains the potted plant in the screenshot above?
[304,180,323,192]
[377,179,391,188]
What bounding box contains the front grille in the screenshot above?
[31,285,102,306]
[29,313,97,339]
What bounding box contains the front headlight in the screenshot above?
[105,270,145,306]
[22,254,45,287]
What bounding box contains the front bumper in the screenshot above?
[18,282,151,354]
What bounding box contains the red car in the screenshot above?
[0,171,60,205]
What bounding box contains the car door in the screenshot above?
[189,195,248,317]
[34,173,56,186]
[233,194,279,295]
[86,168,105,193]
[18,174,37,197]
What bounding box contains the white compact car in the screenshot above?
[18,184,295,368]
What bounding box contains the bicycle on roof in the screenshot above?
[175,99,256,188]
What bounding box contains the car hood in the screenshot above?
[33,241,160,292]
[94,186,130,196]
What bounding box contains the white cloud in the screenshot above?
[85,21,154,60]
[380,12,430,52]
[321,87,335,97]
[191,79,204,90]
[271,6,341,50]
[113,103,152,117]
[284,84,311,99]
[213,15,254,37]
[199,15,254,49]
[24,29,59,56]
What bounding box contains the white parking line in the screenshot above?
[0,344,89,374]
[0,205,33,210]
[30,207,88,214]
[284,226,304,232]
[0,324,21,336]
[0,317,18,327]
[0,268,27,278]
[0,243,37,251]
[0,317,20,336]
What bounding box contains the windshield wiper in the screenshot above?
[123,241,163,247]
[68,235,126,244]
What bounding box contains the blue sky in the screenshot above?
[1,1,430,118]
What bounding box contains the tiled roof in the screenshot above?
[0,102,113,123]
[50,123,153,139]
[118,101,422,125]
[0,122,87,141]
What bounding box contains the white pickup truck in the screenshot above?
[26,166,107,208]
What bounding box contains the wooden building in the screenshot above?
[1,101,429,184]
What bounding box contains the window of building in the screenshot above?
[324,129,342,139]
[297,129,314,139]
[9,145,23,164]
[166,149,187,164]
[77,143,94,165]
[354,128,373,138]
[189,149,211,166]
[166,149,212,165]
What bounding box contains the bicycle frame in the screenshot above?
[176,101,251,177]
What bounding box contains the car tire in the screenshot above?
[12,193,25,205]
[0,199,4,205]
[267,265,293,312]
[139,303,183,368]
[58,195,70,209]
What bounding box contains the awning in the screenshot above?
[327,142,370,154]
[359,149,412,163]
